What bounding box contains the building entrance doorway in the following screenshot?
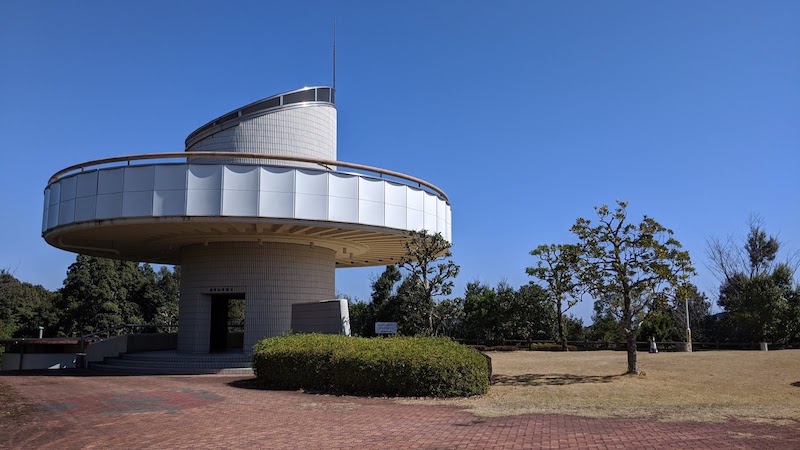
[209,294,245,352]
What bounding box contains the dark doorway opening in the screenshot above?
[209,294,245,352]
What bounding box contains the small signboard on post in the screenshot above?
[375,322,398,335]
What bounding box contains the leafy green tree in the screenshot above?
[527,244,583,350]
[670,283,712,342]
[586,300,625,343]
[563,314,586,341]
[398,230,460,335]
[571,201,694,374]
[707,220,798,343]
[347,300,374,337]
[432,297,463,337]
[0,269,59,339]
[459,281,555,341]
[56,255,146,335]
[460,281,501,340]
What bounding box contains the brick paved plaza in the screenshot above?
[1,371,798,449]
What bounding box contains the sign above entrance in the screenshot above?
[201,287,245,294]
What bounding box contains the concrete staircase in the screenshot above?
[90,350,253,375]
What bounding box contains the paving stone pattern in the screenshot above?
[1,372,798,449]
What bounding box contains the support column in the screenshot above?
[177,242,336,353]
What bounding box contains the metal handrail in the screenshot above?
[47,151,450,203]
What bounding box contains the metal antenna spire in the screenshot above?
[333,18,337,92]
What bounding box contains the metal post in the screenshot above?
[685,294,692,352]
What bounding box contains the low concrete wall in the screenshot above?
[127,333,177,352]
[291,299,350,335]
[0,353,76,370]
[86,335,128,364]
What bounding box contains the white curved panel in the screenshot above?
[75,197,97,222]
[296,170,328,196]
[58,199,75,225]
[359,200,384,227]
[295,193,328,220]
[155,165,186,190]
[407,208,424,231]
[153,190,186,216]
[329,196,358,223]
[187,189,221,216]
[98,168,124,194]
[385,204,406,229]
[124,166,155,192]
[329,173,357,199]
[385,182,406,207]
[96,193,123,219]
[188,165,221,190]
[259,191,293,218]
[76,171,98,198]
[260,167,294,193]
[223,190,258,216]
[407,188,424,212]
[123,191,153,217]
[359,178,384,202]
[47,202,59,229]
[60,177,76,201]
[223,165,259,191]
[42,190,50,233]
[48,183,60,207]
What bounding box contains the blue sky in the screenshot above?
[1,1,798,323]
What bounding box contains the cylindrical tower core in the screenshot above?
[177,241,336,353]
[185,86,337,168]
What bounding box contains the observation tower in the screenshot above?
[41,86,452,355]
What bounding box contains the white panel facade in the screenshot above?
[153,190,186,216]
[58,199,75,225]
[76,171,98,198]
[97,168,124,195]
[96,193,123,219]
[223,165,259,191]
[123,166,155,192]
[186,190,221,216]
[223,189,259,216]
[42,189,49,233]
[187,165,221,190]
[75,197,97,222]
[44,164,452,243]
[260,167,294,193]
[259,191,294,218]
[154,165,187,190]
[59,176,77,202]
[122,191,154,217]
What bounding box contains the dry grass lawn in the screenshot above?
[401,350,800,424]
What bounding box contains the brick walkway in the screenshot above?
[1,371,798,449]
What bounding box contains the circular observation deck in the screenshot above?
[42,152,451,267]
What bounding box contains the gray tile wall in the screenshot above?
[177,242,335,354]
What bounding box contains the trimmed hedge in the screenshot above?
[252,334,489,397]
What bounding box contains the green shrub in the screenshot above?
[252,334,489,397]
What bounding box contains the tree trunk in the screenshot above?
[557,304,568,352]
[626,332,639,375]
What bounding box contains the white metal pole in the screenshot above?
[684,295,692,352]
